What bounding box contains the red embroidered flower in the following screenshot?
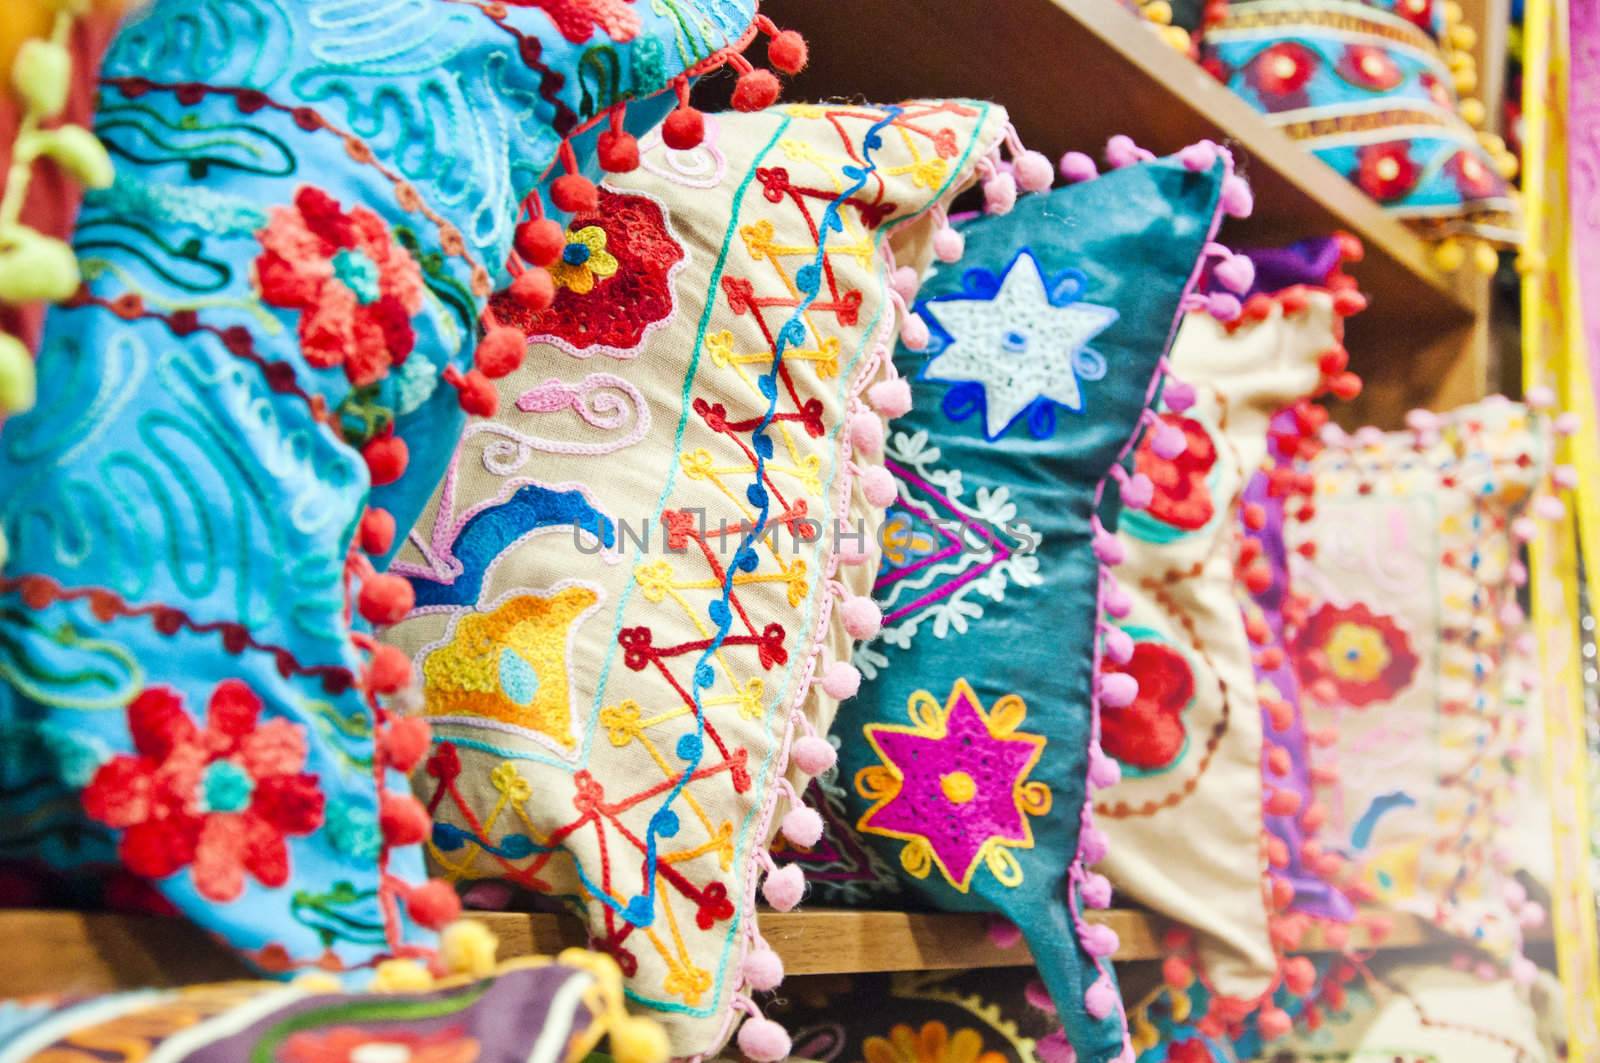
[1338,45,1404,91]
[256,187,426,387]
[1393,0,1437,32]
[81,682,326,902]
[1137,413,1217,531]
[1101,642,1195,771]
[1446,149,1503,200]
[1419,70,1453,109]
[1293,601,1420,707]
[501,0,640,45]
[280,1027,480,1063]
[489,188,684,358]
[1248,42,1318,108]
[1355,141,1422,202]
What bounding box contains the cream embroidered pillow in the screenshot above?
[381,100,1008,1060]
[1098,290,1348,1003]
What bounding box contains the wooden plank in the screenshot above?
[0,907,1481,995]
[756,0,1480,426]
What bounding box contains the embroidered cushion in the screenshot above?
[827,140,1247,1063]
[380,100,1011,1060]
[1202,0,1520,247]
[769,968,1075,1063]
[1234,958,1547,1063]
[0,0,768,977]
[1288,398,1561,966]
[0,945,666,1063]
[1097,284,1355,1012]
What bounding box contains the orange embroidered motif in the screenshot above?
[421,585,601,745]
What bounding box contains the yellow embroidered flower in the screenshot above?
[549,225,619,294]
[863,1021,1006,1063]
[1324,620,1393,683]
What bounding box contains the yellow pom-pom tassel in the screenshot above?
[371,958,434,993]
[1473,241,1500,275]
[1454,67,1478,94]
[441,920,499,979]
[609,1014,671,1063]
[291,972,345,994]
[1450,23,1478,49]
[1459,97,1486,126]
[1496,151,1520,179]
[1517,250,1548,275]
[1159,24,1192,51]
[1170,988,1193,1023]
[1443,1,1464,24]
[1143,0,1174,24]
[1433,238,1466,271]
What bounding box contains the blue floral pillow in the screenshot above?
[832,141,1248,1063]
[0,0,779,978]
[1202,0,1519,249]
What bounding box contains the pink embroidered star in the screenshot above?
[858,680,1047,890]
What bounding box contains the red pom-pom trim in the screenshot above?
[510,267,555,312]
[663,105,705,150]
[551,173,599,214]
[597,127,640,173]
[476,326,526,379]
[363,433,409,487]
[514,218,566,268]
[731,68,781,112]
[380,792,431,847]
[406,879,462,930]
[360,507,396,555]
[359,572,415,626]
[381,716,433,774]
[768,29,808,74]
[366,643,414,695]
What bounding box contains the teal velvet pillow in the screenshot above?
[832,142,1246,1063]
[0,0,770,978]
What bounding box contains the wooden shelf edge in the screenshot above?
[0,907,1531,996]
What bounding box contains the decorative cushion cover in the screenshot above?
[832,142,1244,1063]
[1097,287,1350,1002]
[1203,0,1518,243]
[1237,959,1547,1063]
[0,950,660,1063]
[381,100,1010,1059]
[0,0,761,976]
[769,968,1074,1063]
[1289,399,1557,965]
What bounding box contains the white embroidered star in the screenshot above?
[919,250,1119,440]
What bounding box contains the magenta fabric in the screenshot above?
[1572,0,1600,412]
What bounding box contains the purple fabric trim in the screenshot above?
[1237,237,1343,299]
[1245,411,1355,923]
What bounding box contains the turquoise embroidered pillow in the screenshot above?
[1202,0,1520,250]
[380,100,1012,1060]
[834,141,1247,1063]
[0,0,774,978]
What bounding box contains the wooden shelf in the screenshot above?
[759,0,1480,426]
[0,907,1466,997]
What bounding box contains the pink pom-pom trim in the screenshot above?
[1081,870,1113,909]
[1092,531,1126,566]
[1120,471,1154,510]
[1097,671,1138,708]
[737,1016,793,1062]
[1152,419,1188,460]
[849,412,885,455]
[1221,173,1253,218]
[933,226,966,263]
[743,946,785,991]
[792,735,837,775]
[1213,253,1255,294]
[1163,378,1197,412]
[781,806,824,848]
[984,171,1018,215]
[861,465,898,508]
[762,863,805,911]
[1084,975,1119,1020]
[901,313,931,351]
[1080,922,1119,958]
[890,266,919,304]
[868,377,913,418]
[1103,626,1134,665]
[821,660,861,700]
[1015,149,1055,192]
[841,595,883,639]
[1059,151,1098,183]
